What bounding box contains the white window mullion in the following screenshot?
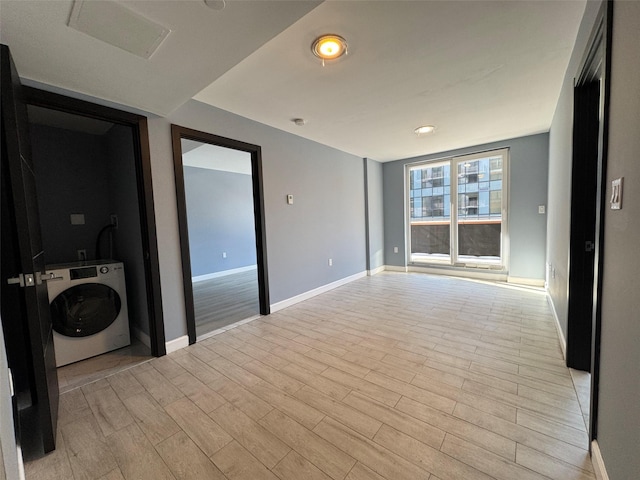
[407,148,509,271]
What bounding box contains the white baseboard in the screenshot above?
[547,293,567,359]
[507,276,545,287]
[384,265,408,272]
[367,265,385,276]
[270,271,367,313]
[131,326,151,349]
[192,265,257,283]
[591,440,610,480]
[165,335,189,354]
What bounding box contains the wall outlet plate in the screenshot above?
[70,213,85,225]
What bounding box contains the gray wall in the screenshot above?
[547,1,640,477]
[147,100,367,341]
[546,0,602,337]
[383,133,549,280]
[31,124,111,264]
[364,158,385,272]
[105,124,149,337]
[596,1,640,477]
[183,166,257,277]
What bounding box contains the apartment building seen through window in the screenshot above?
[407,148,509,269]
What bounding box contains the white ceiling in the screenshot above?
[0,0,586,162]
[182,140,252,175]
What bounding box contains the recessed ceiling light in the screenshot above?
[414,125,436,136]
[312,34,348,66]
[292,118,306,126]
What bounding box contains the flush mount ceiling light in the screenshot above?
[311,34,348,66]
[414,125,436,136]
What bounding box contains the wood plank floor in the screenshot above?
[193,270,260,336]
[25,272,595,480]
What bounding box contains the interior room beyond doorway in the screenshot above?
[180,139,261,339]
[27,106,154,391]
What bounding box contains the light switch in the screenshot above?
[538,205,546,214]
[286,194,293,205]
[610,177,623,210]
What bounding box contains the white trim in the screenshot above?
[407,264,508,282]
[367,265,385,276]
[384,265,408,273]
[591,440,610,480]
[196,315,260,343]
[192,265,257,283]
[165,335,189,354]
[131,325,151,349]
[270,271,367,313]
[547,293,567,359]
[507,276,545,287]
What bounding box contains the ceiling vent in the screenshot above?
[68,0,170,59]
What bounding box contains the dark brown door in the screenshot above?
[1,44,58,454]
[566,80,600,372]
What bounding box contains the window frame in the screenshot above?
[405,148,510,270]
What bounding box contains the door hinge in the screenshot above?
[6,273,35,287]
[585,241,595,252]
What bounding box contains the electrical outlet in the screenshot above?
[70,213,85,225]
[393,246,399,253]
[328,258,333,266]
[222,252,227,258]
[77,249,87,261]
[110,214,119,229]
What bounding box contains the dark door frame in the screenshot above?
[171,125,270,344]
[23,86,166,357]
[567,0,612,443]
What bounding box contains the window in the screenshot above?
[406,148,509,268]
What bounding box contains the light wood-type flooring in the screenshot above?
[25,272,595,480]
[193,269,260,337]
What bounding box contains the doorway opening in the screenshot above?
[24,90,167,390]
[171,125,270,344]
[566,1,612,442]
[25,102,161,392]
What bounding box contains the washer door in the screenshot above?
[50,283,122,337]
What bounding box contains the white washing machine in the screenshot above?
[45,260,130,367]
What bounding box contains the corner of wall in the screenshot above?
[367,266,386,276]
[546,291,567,359]
[591,440,611,480]
[165,335,189,354]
